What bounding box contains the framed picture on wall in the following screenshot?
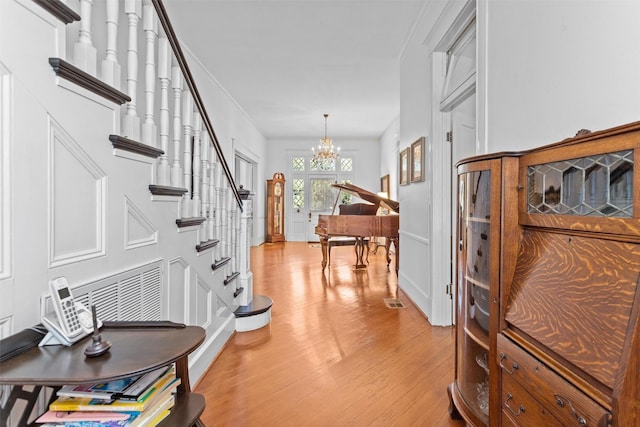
[399,148,410,186]
[380,174,390,197]
[411,137,425,183]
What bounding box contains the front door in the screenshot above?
[306,175,337,242]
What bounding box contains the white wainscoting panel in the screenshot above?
[48,116,106,267]
[124,196,158,250]
[167,257,188,323]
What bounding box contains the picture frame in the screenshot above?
[399,148,410,186]
[410,137,425,183]
[380,174,390,198]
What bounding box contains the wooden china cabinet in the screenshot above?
[266,172,285,243]
[450,121,640,426]
[448,154,520,427]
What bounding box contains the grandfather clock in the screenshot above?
[266,172,285,243]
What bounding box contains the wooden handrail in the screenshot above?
[152,0,242,210]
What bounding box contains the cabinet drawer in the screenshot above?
[497,334,611,426]
[501,374,564,426]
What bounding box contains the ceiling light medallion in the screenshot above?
[312,114,340,161]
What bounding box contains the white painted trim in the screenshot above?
[236,308,271,332]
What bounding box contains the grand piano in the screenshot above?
[314,183,399,274]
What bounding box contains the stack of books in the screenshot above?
[36,365,179,426]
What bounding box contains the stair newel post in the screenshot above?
[192,112,202,219]
[73,0,97,76]
[181,90,193,218]
[141,0,158,147]
[214,162,224,262]
[238,199,253,306]
[156,36,171,185]
[123,0,141,140]
[170,62,182,188]
[101,0,121,87]
[208,154,217,242]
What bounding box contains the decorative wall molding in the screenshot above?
[124,196,158,250]
[195,275,212,329]
[48,116,106,267]
[0,72,12,280]
[167,257,189,323]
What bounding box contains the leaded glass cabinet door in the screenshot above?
[449,157,503,427]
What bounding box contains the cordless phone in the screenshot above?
[40,277,100,346]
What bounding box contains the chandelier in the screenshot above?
[312,114,340,161]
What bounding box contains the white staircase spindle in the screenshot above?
[123,0,141,140]
[231,200,239,273]
[225,186,232,266]
[156,36,171,186]
[208,155,217,241]
[214,166,224,261]
[101,0,120,87]
[192,112,202,218]
[141,0,158,146]
[181,91,193,218]
[73,0,97,76]
[199,131,209,239]
[170,63,182,188]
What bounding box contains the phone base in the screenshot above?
[38,331,73,347]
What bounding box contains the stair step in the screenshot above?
[234,295,273,318]
[212,257,231,271]
[109,135,164,158]
[196,239,220,253]
[148,184,188,197]
[49,58,130,104]
[34,0,80,23]
[234,295,273,332]
[176,217,206,228]
[224,272,240,286]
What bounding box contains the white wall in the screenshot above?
[379,117,400,201]
[395,0,640,326]
[481,0,640,152]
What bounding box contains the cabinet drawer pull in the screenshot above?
[499,352,519,374]
[554,394,587,426]
[505,392,525,416]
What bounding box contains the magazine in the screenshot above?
[49,371,179,413]
[56,366,170,401]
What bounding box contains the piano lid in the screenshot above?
[332,183,399,213]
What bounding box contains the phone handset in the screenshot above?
[39,277,101,346]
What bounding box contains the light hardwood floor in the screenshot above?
[194,241,465,427]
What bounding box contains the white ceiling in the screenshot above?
[163,0,428,141]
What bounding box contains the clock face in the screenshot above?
[274,182,282,197]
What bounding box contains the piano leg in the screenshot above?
[319,236,329,271]
[354,237,367,269]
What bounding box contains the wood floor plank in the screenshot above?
[195,242,464,426]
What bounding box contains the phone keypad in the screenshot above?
[63,299,81,333]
